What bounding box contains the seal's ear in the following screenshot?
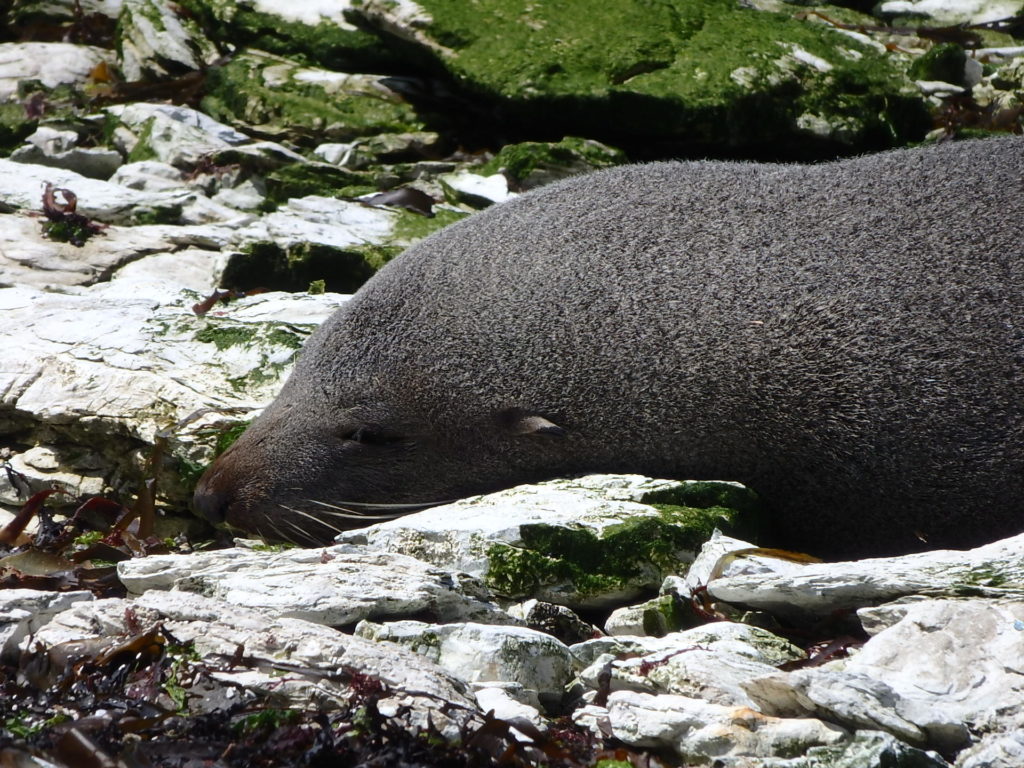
[498,408,566,437]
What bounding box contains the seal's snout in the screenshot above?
[192,466,232,526]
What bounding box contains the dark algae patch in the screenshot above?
[220,241,381,294]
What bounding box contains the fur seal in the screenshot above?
[194,137,1024,557]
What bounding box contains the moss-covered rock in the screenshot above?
[174,0,398,71]
[338,475,761,610]
[0,102,37,156]
[909,43,968,86]
[116,0,220,81]
[481,136,626,189]
[223,202,465,293]
[356,0,931,157]
[484,497,746,605]
[200,49,426,144]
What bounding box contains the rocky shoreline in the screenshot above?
[2,1,1023,765]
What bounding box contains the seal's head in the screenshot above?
[192,291,572,544]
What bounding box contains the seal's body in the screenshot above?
[195,137,1024,557]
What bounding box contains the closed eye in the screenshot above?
[341,425,404,446]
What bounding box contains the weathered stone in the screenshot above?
[604,594,688,637]
[337,475,757,609]
[956,731,1024,768]
[577,622,804,707]
[0,589,92,662]
[439,170,515,207]
[119,546,511,626]
[106,102,255,173]
[505,599,602,645]
[355,619,574,707]
[1,279,346,511]
[117,0,218,81]
[0,159,193,224]
[708,533,1024,619]
[757,730,951,768]
[599,689,848,763]
[10,143,123,179]
[877,0,1024,26]
[222,193,466,292]
[473,683,547,730]
[0,43,111,101]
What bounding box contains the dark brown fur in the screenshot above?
[195,137,1024,557]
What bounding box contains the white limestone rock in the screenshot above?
[109,160,192,192]
[439,170,516,206]
[473,684,548,732]
[744,597,1024,757]
[336,475,745,609]
[957,731,1024,768]
[105,103,253,170]
[878,0,1024,25]
[0,589,92,662]
[233,194,426,251]
[118,546,511,626]
[850,599,1023,749]
[117,0,218,81]
[576,622,804,708]
[0,279,347,509]
[758,730,951,768]
[604,594,683,637]
[0,159,194,224]
[0,43,111,101]
[355,620,574,706]
[708,533,1024,619]
[10,126,123,179]
[0,213,238,288]
[602,689,848,763]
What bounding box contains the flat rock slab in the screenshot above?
[356,619,574,705]
[118,545,513,626]
[708,533,1024,619]
[587,689,848,764]
[574,622,804,713]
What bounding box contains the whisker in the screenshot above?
[276,515,326,545]
[262,518,294,545]
[279,504,348,534]
[299,501,410,521]
[306,499,453,511]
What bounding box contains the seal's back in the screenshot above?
[362,137,1024,554]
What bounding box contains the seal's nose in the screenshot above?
[192,470,231,525]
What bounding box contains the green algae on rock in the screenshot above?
[355,0,931,156]
[201,50,426,144]
[484,497,747,606]
[174,0,398,72]
[481,137,627,189]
